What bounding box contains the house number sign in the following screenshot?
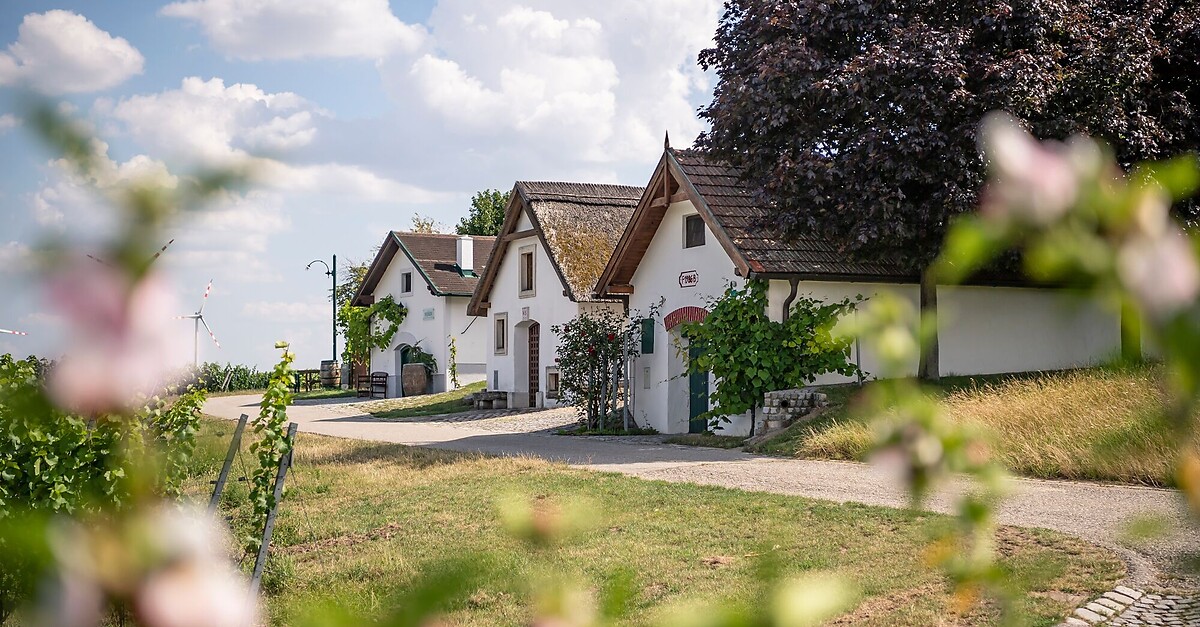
[678,270,699,288]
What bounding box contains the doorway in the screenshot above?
[687,341,708,433]
[528,321,540,407]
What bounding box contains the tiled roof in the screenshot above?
[393,232,497,296]
[672,150,911,279]
[516,181,643,300]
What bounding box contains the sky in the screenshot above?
[0,0,723,369]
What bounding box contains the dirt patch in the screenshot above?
[281,522,406,555]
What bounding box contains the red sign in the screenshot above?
[678,270,699,288]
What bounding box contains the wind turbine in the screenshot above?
[179,280,220,366]
[0,328,27,337]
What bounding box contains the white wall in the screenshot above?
[368,251,488,396]
[484,217,620,408]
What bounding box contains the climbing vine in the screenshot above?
[447,337,460,390]
[681,280,859,435]
[339,294,408,368]
[143,384,206,500]
[245,342,295,554]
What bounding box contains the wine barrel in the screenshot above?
[319,360,339,388]
[401,363,429,397]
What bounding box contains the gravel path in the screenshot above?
[206,394,1197,589]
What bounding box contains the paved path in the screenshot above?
[207,394,1197,589]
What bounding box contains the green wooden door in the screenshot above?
[688,342,708,433]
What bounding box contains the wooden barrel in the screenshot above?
[401,363,429,397]
[319,360,339,388]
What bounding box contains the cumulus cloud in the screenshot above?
[161,0,427,60]
[0,10,144,94]
[0,114,17,133]
[0,241,32,274]
[379,0,720,167]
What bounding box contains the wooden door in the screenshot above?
[528,322,540,407]
[688,342,708,433]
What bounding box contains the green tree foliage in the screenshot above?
[682,281,858,435]
[193,361,271,392]
[412,213,448,234]
[552,310,638,430]
[456,189,512,236]
[697,0,1200,378]
[339,294,408,367]
[246,342,295,554]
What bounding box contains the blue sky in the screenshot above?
[0,0,721,368]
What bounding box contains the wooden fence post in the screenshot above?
[249,422,298,596]
[208,414,248,514]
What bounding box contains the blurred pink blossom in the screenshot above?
[979,112,1079,225]
[45,258,185,416]
[1118,228,1200,318]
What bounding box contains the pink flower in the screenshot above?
[979,112,1081,225]
[45,258,185,416]
[1118,227,1200,319]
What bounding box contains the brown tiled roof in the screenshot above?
[671,150,910,279]
[516,181,643,300]
[393,232,497,296]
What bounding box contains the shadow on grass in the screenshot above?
[297,440,488,470]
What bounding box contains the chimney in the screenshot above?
[457,235,474,272]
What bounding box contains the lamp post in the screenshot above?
[306,255,337,365]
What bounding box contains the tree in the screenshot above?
[682,281,858,436]
[698,0,1200,379]
[412,213,447,234]
[456,189,511,236]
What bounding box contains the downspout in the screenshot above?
[781,277,800,321]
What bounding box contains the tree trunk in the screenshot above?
[917,268,940,382]
[1121,300,1142,363]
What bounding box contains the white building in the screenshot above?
[352,231,496,396]
[467,181,643,408]
[595,147,1123,436]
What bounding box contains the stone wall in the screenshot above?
[758,388,828,433]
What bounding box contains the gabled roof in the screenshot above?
[353,232,497,306]
[596,148,915,297]
[467,180,643,316]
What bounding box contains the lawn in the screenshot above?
[190,418,1122,626]
[748,364,1188,486]
[365,381,486,419]
[294,388,357,401]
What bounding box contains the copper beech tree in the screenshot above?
[698,0,1200,379]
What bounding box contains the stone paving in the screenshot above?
[1057,586,1200,626]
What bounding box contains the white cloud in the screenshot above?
[161,0,427,60]
[242,300,329,322]
[0,241,32,273]
[0,114,17,133]
[0,11,144,94]
[377,0,720,171]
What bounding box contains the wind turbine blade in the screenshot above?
[200,317,220,349]
[0,328,27,336]
[198,280,214,315]
[176,315,193,320]
[86,254,113,268]
[149,238,175,264]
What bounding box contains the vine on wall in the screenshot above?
[339,294,408,368]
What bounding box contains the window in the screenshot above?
[519,246,535,296]
[546,367,560,399]
[684,214,705,248]
[401,271,413,294]
[640,318,655,354]
[494,313,508,355]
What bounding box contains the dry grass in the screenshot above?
[751,365,1190,486]
[190,418,1122,626]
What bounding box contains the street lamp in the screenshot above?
[306,255,337,366]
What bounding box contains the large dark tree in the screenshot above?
[456,189,512,236]
[698,0,1200,379]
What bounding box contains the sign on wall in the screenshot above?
[678,270,699,288]
[423,308,435,320]
[522,307,530,321]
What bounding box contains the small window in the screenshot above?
[519,246,535,296]
[684,214,705,248]
[546,367,560,399]
[401,271,413,294]
[640,318,655,354]
[494,313,508,355]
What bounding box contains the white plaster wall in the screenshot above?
[369,253,489,396]
[764,281,1121,381]
[444,295,488,387]
[627,199,751,435]
[484,224,620,408]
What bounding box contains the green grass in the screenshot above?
[190,418,1122,626]
[367,381,486,419]
[664,433,748,449]
[293,388,357,401]
[557,426,659,436]
[748,364,1191,486]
